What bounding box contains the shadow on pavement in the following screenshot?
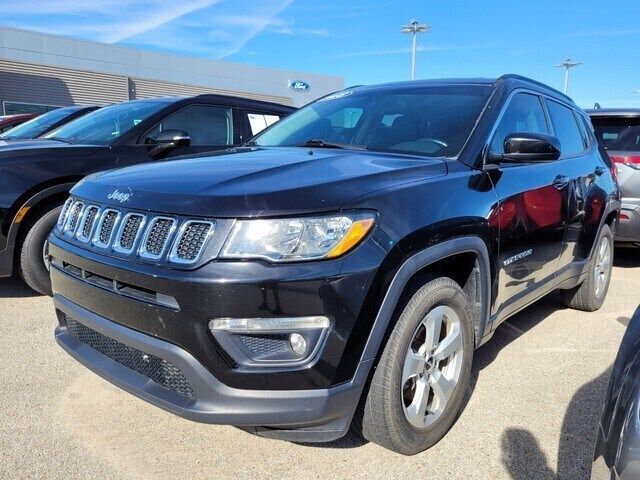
[468,292,564,394]
[0,276,40,298]
[500,369,611,480]
[614,247,640,268]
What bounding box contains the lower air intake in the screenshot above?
[65,315,195,399]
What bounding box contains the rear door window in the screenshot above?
[545,100,585,156]
[145,105,233,146]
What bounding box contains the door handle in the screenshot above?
[552,175,570,189]
[594,166,606,176]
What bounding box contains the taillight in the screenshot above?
[610,155,640,170]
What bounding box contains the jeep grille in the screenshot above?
[54,198,215,266]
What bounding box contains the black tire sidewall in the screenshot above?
[366,278,474,454]
[20,206,62,295]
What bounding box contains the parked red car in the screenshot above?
[0,113,38,134]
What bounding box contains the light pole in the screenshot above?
[401,20,430,80]
[555,58,582,95]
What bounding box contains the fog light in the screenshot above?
[290,333,307,355]
[208,316,330,367]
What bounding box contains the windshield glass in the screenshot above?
[43,101,167,145]
[254,85,492,157]
[0,107,81,140]
[593,118,640,152]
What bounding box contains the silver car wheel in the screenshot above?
[401,305,464,428]
[593,236,611,298]
[42,239,50,272]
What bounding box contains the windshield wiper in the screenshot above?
[48,136,71,144]
[301,139,367,150]
[241,140,257,147]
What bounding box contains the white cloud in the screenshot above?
[0,0,304,59]
[559,28,640,39]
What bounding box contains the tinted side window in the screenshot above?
[545,100,585,156]
[574,112,590,149]
[146,105,233,145]
[490,93,548,154]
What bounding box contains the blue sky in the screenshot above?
[1,0,639,108]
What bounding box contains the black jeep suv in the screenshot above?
[0,95,293,295]
[50,76,619,455]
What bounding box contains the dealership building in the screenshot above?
[0,26,344,114]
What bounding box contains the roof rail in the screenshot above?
[496,74,573,103]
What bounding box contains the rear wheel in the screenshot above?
[561,224,613,312]
[357,276,474,455]
[19,205,62,296]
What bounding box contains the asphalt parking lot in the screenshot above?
[1,250,638,480]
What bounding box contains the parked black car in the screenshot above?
[0,95,294,295]
[587,109,640,246]
[0,105,100,141]
[592,306,640,479]
[50,76,619,455]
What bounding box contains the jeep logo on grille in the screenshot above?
[108,189,132,203]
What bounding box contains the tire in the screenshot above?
[19,205,62,296]
[358,276,474,455]
[561,224,614,312]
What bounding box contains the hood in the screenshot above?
[72,147,447,217]
[0,139,101,164]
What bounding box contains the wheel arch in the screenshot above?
[5,181,79,270]
[360,236,492,365]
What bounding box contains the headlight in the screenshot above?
[220,213,375,262]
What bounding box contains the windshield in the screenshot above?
[43,101,168,145]
[593,118,640,152]
[0,107,82,140]
[254,85,492,157]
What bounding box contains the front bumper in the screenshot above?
[616,197,640,243]
[50,228,391,440]
[54,294,370,440]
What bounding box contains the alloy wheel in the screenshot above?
[593,236,611,298]
[401,305,464,428]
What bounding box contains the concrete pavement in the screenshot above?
[1,249,638,479]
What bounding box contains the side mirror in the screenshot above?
[148,130,190,157]
[487,132,561,165]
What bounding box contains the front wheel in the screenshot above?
[19,205,62,296]
[561,224,614,312]
[357,276,474,455]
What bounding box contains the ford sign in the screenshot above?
[288,80,310,92]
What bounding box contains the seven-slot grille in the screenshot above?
[56,200,214,265]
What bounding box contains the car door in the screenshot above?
[488,92,571,317]
[140,103,236,160]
